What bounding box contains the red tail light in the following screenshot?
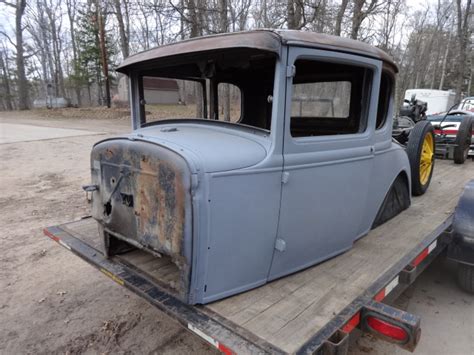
[366,316,408,342]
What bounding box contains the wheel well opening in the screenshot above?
[398,170,409,194]
[372,171,410,229]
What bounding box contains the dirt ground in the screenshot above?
[0,111,472,355]
[0,112,215,354]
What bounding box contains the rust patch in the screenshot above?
[93,140,189,298]
[135,156,185,257]
[104,146,118,160]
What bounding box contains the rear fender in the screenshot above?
[371,170,410,229]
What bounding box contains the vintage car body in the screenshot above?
[88,30,416,304]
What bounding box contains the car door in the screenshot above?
[268,47,381,280]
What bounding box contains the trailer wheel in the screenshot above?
[407,121,435,196]
[457,263,474,294]
[453,116,473,164]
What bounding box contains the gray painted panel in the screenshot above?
[137,124,269,173]
[201,171,282,302]
[268,46,386,279]
[269,155,373,279]
[192,57,288,303]
[360,146,411,236]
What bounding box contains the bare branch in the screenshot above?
[0,29,16,48]
[0,0,16,9]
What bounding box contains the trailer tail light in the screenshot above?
[366,316,408,342]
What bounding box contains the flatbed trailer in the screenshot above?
[43,160,474,354]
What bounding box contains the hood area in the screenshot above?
[125,121,270,173]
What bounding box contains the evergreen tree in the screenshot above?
[74,1,115,106]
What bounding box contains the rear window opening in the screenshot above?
[142,77,205,123]
[134,49,275,132]
[218,82,241,123]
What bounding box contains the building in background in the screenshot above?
[117,76,179,105]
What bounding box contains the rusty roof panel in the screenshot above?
[117,31,281,73]
[117,29,398,74]
[273,29,398,72]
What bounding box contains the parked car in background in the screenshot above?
[456,96,474,112]
[427,110,474,163]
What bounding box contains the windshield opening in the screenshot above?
[133,49,276,132]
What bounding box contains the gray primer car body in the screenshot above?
[89,30,411,304]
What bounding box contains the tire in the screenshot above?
[406,120,435,196]
[457,263,474,294]
[453,116,473,164]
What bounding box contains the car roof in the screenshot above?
[117,29,398,74]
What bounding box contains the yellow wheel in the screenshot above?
[419,132,434,185]
[407,121,435,196]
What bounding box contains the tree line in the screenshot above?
[0,0,472,112]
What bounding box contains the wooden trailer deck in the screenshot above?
[48,160,474,353]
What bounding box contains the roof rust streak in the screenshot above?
[117,29,398,74]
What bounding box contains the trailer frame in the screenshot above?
[43,213,455,355]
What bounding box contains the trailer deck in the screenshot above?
[44,160,474,354]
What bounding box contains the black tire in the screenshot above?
[457,263,474,294]
[453,116,473,164]
[406,120,435,196]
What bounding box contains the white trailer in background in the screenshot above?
[404,89,455,115]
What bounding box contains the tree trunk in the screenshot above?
[187,0,200,38]
[97,1,111,108]
[468,65,473,96]
[195,82,204,118]
[114,0,130,58]
[51,18,66,98]
[0,50,14,110]
[287,0,296,29]
[454,0,472,102]
[334,0,349,36]
[218,0,230,121]
[186,0,203,116]
[430,33,442,89]
[15,0,28,110]
[351,0,365,40]
[438,38,449,90]
[316,0,327,33]
[223,83,230,121]
[66,0,82,106]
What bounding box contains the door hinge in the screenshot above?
[286,65,296,78]
[275,238,286,252]
[282,171,290,184]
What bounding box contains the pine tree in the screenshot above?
[73,1,115,106]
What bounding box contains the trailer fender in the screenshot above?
[447,179,474,266]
